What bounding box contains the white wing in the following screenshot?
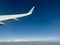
[0,6,35,21]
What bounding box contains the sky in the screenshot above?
[0,0,60,41]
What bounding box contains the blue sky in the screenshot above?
[0,0,60,40]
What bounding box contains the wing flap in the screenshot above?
[0,22,5,26]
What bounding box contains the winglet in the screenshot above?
[27,6,35,15]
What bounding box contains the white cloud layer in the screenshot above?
[0,37,60,42]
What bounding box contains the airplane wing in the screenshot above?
[0,6,35,25]
[0,6,35,21]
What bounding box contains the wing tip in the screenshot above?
[28,6,35,15]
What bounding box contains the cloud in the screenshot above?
[0,39,40,42]
[0,37,60,42]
